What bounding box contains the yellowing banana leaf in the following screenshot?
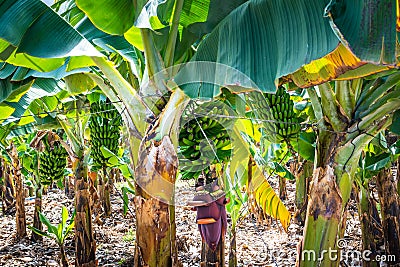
[251,166,291,232]
[289,44,391,88]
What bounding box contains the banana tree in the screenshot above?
[8,141,26,239]
[354,136,396,267]
[57,97,97,267]
[0,151,15,215]
[29,206,75,267]
[298,73,400,266]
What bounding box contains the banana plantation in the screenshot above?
[1,0,400,266]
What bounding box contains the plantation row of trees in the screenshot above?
[0,0,400,266]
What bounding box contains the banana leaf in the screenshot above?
[176,0,398,98]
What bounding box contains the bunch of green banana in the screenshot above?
[178,101,233,180]
[89,100,122,169]
[38,140,68,186]
[250,86,300,143]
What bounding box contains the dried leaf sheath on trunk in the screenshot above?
[134,136,179,267]
[376,168,400,264]
[74,159,97,267]
[10,143,26,239]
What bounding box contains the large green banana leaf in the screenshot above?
[77,0,247,34]
[176,0,397,98]
[1,0,397,100]
[176,0,339,97]
[0,0,140,74]
[78,0,248,62]
[0,0,101,71]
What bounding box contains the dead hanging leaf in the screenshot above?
[287,44,390,88]
[249,164,291,232]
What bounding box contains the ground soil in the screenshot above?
[0,177,362,267]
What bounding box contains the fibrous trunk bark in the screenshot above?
[4,164,15,207]
[102,167,111,216]
[10,143,26,239]
[60,244,69,267]
[31,184,43,242]
[397,157,400,201]
[134,136,178,267]
[376,168,400,265]
[228,225,237,267]
[279,176,287,200]
[355,183,381,267]
[294,161,312,225]
[74,158,97,267]
[299,166,342,267]
[1,158,15,214]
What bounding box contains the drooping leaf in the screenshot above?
[1,78,64,125]
[122,186,135,215]
[271,162,295,180]
[76,0,138,35]
[28,225,52,239]
[365,152,391,172]
[0,0,101,72]
[39,212,58,236]
[292,131,317,161]
[326,0,397,64]
[252,172,291,231]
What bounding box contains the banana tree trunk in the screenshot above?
[299,166,343,267]
[1,158,15,214]
[201,236,224,267]
[4,164,15,207]
[375,168,400,264]
[354,183,381,267]
[279,176,287,200]
[102,167,111,216]
[397,157,400,197]
[74,158,97,267]
[31,183,43,242]
[228,224,237,267]
[60,243,69,267]
[298,132,355,267]
[294,161,312,225]
[10,143,26,239]
[134,136,178,267]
